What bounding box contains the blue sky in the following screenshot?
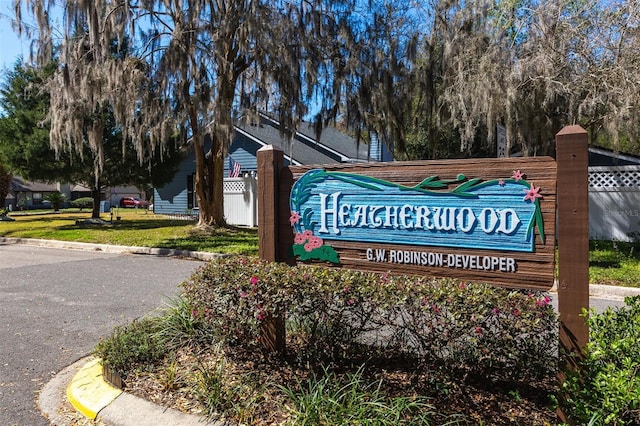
[0,2,32,72]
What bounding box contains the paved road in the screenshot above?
[0,244,206,426]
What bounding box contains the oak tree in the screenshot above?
[15,0,413,227]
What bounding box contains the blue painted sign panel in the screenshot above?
[289,169,545,263]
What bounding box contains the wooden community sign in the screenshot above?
[258,125,589,357]
[264,156,556,291]
[292,159,556,290]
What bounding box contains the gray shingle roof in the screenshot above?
[235,114,369,166]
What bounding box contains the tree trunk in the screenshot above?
[211,137,226,226]
[91,187,101,219]
[0,165,11,211]
[193,135,226,228]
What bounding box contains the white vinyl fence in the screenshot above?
[224,176,258,227]
[589,166,640,241]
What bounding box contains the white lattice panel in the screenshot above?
[589,166,640,189]
[224,180,246,193]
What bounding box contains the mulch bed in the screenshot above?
[121,345,558,425]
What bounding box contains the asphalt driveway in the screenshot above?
[0,244,205,426]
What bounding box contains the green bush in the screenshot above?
[44,191,65,211]
[71,197,94,209]
[181,256,558,382]
[93,317,166,381]
[560,296,640,425]
[155,297,220,350]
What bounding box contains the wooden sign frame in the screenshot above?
[258,126,589,359]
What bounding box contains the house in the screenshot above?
[588,146,640,241]
[4,176,146,211]
[153,113,394,217]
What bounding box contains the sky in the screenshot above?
[0,2,33,72]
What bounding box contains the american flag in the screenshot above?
[229,157,242,178]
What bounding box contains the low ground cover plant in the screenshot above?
[95,256,559,424]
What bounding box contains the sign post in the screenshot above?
[556,126,590,356]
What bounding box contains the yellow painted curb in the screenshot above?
[67,358,123,419]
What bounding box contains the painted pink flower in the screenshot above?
[250,276,258,286]
[294,232,307,244]
[303,230,313,238]
[512,170,525,181]
[304,236,323,252]
[498,179,505,186]
[524,184,543,202]
[289,211,301,226]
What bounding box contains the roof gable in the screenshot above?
[589,146,640,166]
[234,113,370,165]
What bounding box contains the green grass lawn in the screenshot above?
[1,209,258,255]
[589,240,640,288]
[3,211,640,287]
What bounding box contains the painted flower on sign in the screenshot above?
[289,172,341,263]
[303,235,324,252]
[290,228,339,263]
[512,170,525,181]
[523,184,543,202]
[289,211,300,226]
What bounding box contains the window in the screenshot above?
[32,192,43,205]
[187,174,198,209]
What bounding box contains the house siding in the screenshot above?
[369,133,394,162]
[225,132,261,175]
[153,154,194,215]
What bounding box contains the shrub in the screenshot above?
[93,317,166,381]
[181,256,558,382]
[71,197,94,210]
[155,297,220,350]
[560,296,640,425]
[44,191,65,211]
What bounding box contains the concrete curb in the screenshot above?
[67,358,122,420]
[590,283,640,299]
[39,357,212,426]
[0,237,226,261]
